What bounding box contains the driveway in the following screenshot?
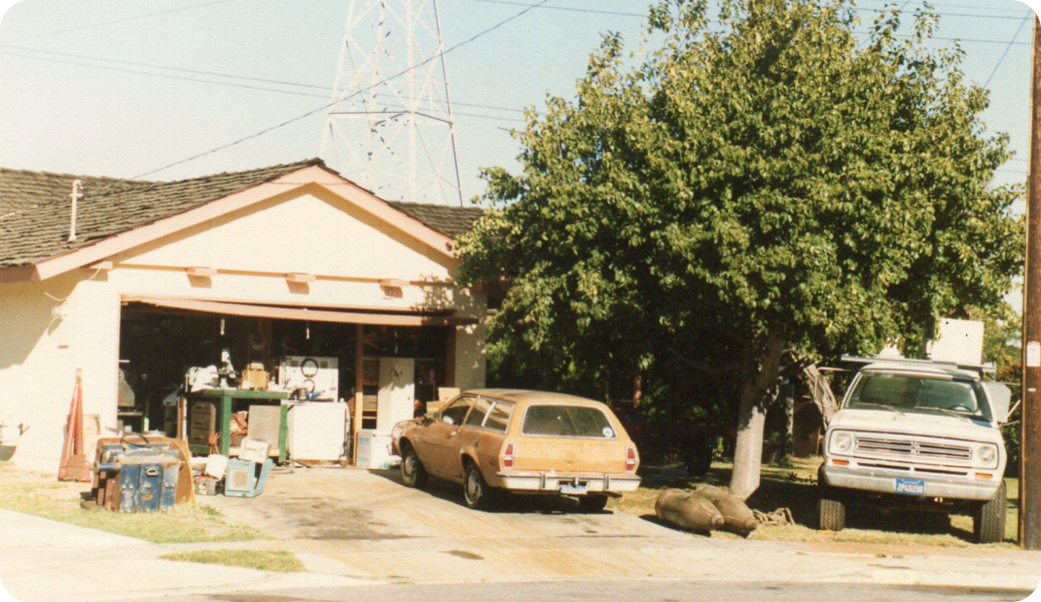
[198,467,1041,590]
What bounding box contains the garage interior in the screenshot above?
[117,299,460,467]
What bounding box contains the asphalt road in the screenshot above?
[123,579,1038,602]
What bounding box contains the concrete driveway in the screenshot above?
[198,467,1041,590]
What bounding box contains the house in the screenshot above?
[0,158,487,471]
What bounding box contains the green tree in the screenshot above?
[459,0,1023,497]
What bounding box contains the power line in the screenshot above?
[10,0,236,41]
[129,0,550,180]
[983,10,1033,89]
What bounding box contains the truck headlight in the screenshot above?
[830,431,853,454]
[975,444,998,468]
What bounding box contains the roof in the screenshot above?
[0,159,485,269]
[387,201,485,239]
[463,389,608,407]
[860,361,981,380]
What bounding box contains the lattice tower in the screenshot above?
[321,0,463,206]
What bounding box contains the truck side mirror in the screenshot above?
[983,382,1012,425]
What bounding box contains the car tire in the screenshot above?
[817,467,846,531]
[973,480,1007,544]
[463,462,492,510]
[400,444,428,489]
[579,495,609,513]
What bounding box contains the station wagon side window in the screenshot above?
[464,397,493,427]
[441,396,473,426]
[483,401,515,433]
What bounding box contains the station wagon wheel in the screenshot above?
[579,495,609,513]
[463,462,491,510]
[400,444,428,489]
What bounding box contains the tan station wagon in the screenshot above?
[390,389,641,510]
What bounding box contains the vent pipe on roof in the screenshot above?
[68,180,83,242]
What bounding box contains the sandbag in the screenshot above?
[655,488,725,532]
[693,484,758,535]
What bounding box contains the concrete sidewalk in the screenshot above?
[0,510,369,602]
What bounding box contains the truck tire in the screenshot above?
[818,467,846,531]
[973,480,1007,544]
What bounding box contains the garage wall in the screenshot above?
[0,271,120,472]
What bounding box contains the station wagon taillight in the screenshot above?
[625,446,637,473]
[502,442,515,469]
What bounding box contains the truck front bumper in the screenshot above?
[496,472,641,495]
[822,464,1000,501]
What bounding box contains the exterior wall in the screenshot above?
[0,185,485,470]
[0,271,120,472]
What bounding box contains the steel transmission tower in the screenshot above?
[322,0,463,206]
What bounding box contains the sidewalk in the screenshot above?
[1,505,1038,602]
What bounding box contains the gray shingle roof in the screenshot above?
[0,159,485,268]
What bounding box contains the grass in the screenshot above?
[159,550,304,573]
[609,457,1021,548]
[0,464,264,543]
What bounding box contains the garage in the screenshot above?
[0,158,488,472]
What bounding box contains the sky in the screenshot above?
[0,0,1037,206]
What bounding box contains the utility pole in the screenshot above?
[1022,14,1041,551]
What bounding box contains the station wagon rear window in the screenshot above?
[522,405,616,438]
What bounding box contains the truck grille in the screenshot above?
[855,436,972,461]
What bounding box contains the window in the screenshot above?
[441,396,473,426]
[484,401,514,433]
[522,405,616,438]
[465,397,493,427]
[848,372,990,421]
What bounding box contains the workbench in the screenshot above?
[185,389,289,461]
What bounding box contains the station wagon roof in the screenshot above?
[463,389,606,407]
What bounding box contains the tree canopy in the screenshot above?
[458,0,1024,496]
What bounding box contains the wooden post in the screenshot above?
[1022,14,1041,551]
[353,324,364,465]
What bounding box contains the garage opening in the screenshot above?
[117,297,468,466]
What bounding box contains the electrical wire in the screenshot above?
[983,10,1033,89]
[11,0,236,41]
[128,0,550,180]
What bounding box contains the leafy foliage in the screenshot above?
[459,0,1023,476]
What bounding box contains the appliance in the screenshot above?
[279,356,339,400]
[376,357,414,433]
[223,458,273,498]
[287,401,348,461]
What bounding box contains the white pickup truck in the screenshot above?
[818,360,1012,543]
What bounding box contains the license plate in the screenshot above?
[894,478,926,496]
[560,482,587,494]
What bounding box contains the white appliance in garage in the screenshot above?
[287,401,349,461]
[376,357,414,433]
[279,356,339,400]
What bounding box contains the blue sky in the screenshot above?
[0,0,1037,206]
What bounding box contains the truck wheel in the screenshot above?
[818,467,846,531]
[973,480,1007,544]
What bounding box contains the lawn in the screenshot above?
[159,550,304,572]
[0,464,264,543]
[609,457,1020,548]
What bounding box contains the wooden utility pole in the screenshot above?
[1022,15,1041,551]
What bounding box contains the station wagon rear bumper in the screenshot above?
[496,471,641,494]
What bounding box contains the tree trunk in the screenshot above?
[729,330,784,500]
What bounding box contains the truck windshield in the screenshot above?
[846,372,992,422]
